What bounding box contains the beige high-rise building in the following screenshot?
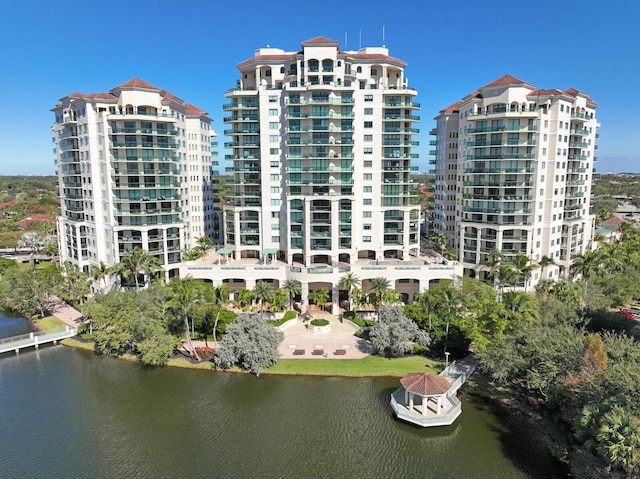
[431,75,599,288]
[52,78,216,280]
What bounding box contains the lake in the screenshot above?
[0,313,567,478]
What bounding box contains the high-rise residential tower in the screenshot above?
[181,37,462,313]
[223,36,421,266]
[52,78,216,279]
[431,75,599,288]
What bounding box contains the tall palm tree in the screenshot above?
[571,250,599,310]
[429,232,448,254]
[485,249,503,290]
[90,260,110,294]
[537,255,556,281]
[339,272,360,311]
[497,264,518,295]
[597,406,640,474]
[416,289,435,332]
[211,284,229,347]
[110,247,161,291]
[308,288,330,312]
[253,281,274,320]
[369,277,391,315]
[512,253,537,291]
[502,291,538,324]
[432,285,460,352]
[281,278,301,311]
[167,277,202,360]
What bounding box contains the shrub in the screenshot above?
[267,310,297,327]
[310,318,330,327]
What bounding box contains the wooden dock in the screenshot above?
[0,327,77,355]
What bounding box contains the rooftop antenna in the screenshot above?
[345,32,348,49]
[382,25,385,47]
[359,29,362,50]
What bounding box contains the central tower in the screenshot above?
[223,37,420,267]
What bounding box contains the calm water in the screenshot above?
[0,313,567,479]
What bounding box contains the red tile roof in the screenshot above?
[601,216,628,226]
[302,36,340,45]
[401,373,452,396]
[116,78,161,90]
[348,53,406,67]
[482,74,530,88]
[440,100,463,114]
[85,92,118,100]
[185,102,207,116]
[527,88,563,97]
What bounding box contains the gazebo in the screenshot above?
[400,372,452,417]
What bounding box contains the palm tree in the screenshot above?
[167,277,202,360]
[236,287,255,311]
[571,250,599,310]
[416,289,435,332]
[211,284,229,347]
[502,291,538,324]
[195,235,213,257]
[253,281,274,320]
[597,406,640,474]
[369,277,391,315]
[537,255,556,281]
[485,249,503,290]
[308,288,330,312]
[497,264,518,295]
[90,261,110,294]
[351,286,367,310]
[429,232,448,254]
[432,285,460,352]
[339,272,360,311]
[512,253,537,291]
[111,246,149,291]
[281,278,301,311]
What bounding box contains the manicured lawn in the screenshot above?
[35,315,68,333]
[167,357,216,370]
[266,355,442,377]
[61,337,94,350]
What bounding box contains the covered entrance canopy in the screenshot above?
[262,248,278,264]
[215,247,234,264]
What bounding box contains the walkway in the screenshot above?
[0,327,77,354]
[277,311,373,359]
[50,299,84,327]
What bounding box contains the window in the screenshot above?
[364,134,372,142]
[363,211,372,218]
[363,173,372,180]
[364,108,373,115]
[364,148,373,154]
[364,121,373,128]
[269,135,278,143]
[364,160,372,167]
[364,95,373,102]
[363,186,372,193]
[269,95,277,103]
[364,224,371,230]
[270,199,279,206]
[270,148,279,155]
[363,235,371,242]
[271,187,279,193]
[272,236,280,242]
[363,198,372,205]
[269,122,278,129]
[269,109,278,116]
[270,174,279,181]
[270,161,279,167]
[271,223,279,230]
[371,68,378,75]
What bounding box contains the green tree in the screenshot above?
[432,283,462,352]
[236,287,255,310]
[597,406,640,474]
[571,250,599,310]
[213,313,284,375]
[428,232,447,254]
[167,277,202,361]
[369,304,430,357]
[368,277,391,314]
[211,284,230,346]
[195,235,213,257]
[281,278,301,311]
[253,281,274,320]
[512,253,537,290]
[339,272,360,311]
[308,288,330,312]
[90,261,110,295]
[111,247,163,291]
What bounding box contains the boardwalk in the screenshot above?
[0,327,77,355]
[390,354,477,427]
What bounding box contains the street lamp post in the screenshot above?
[445,351,450,369]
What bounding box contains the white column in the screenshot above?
[332,283,340,315]
[301,282,309,310]
[422,396,428,416]
[436,395,442,415]
[408,392,414,412]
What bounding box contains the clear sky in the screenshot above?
[1,0,639,175]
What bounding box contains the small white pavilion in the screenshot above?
[400,372,452,417]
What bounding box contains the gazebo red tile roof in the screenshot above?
[482,74,529,88]
[116,78,160,90]
[401,373,451,396]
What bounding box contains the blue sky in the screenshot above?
[1,0,639,175]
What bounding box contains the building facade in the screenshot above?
[431,75,599,288]
[52,78,216,278]
[182,37,462,312]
